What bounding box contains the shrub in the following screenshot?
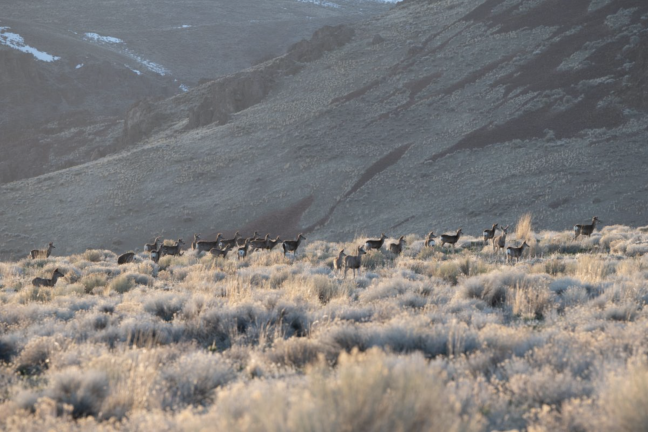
[603,363,648,432]
[46,369,109,418]
[161,352,234,408]
[435,261,461,285]
[83,250,104,263]
[362,250,388,270]
[144,294,186,322]
[80,274,107,293]
[107,275,135,294]
[15,337,57,376]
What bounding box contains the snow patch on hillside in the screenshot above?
[298,0,340,8]
[0,27,60,62]
[83,31,169,76]
[83,32,123,44]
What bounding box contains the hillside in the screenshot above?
[2,0,648,259]
[0,1,392,184]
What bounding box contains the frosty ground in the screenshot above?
[1,223,648,431]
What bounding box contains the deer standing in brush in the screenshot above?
[210,244,233,258]
[483,224,498,246]
[219,231,240,249]
[237,239,251,260]
[196,234,224,253]
[388,236,405,255]
[344,247,366,279]
[30,242,55,259]
[333,249,347,274]
[574,217,602,239]
[493,225,509,254]
[160,239,185,257]
[144,237,160,252]
[364,233,387,251]
[32,268,65,287]
[440,229,462,251]
[425,232,437,248]
[506,241,528,263]
[283,234,306,257]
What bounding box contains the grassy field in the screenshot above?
[1,223,648,431]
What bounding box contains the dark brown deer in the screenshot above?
[283,234,306,257]
[440,229,462,251]
[506,241,529,263]
[483,224,499,246]
[249,234,270,252]
[160,239,185,257]
[388,236,405,255]
[364,233,387,251]
[344,247,366,279]
[197,233,223,253]
[117,252,136,265]
[219,231,240,249]
[32,268,65,287]
[30,242,55,259]
[209,244,233,258]
[574,217,602,239]
[263,236,282,251]
[238,231,260,246]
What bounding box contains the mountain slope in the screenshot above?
[2,0,648,259]
[0,1,393,184]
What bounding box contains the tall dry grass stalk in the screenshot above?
[515,213,534,243]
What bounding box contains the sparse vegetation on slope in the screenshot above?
[0,226,647,430]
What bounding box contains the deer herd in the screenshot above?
[27,217,604,285]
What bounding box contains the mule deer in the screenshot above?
[344,247,366,279]
[197,233,223,253]
[364,233,387,251]
[219,231,240,249]
[440,229,462,251]
[210,244,232,258]
[160,239,185,257]
[283,234,306,257]
[334,249,347,273]
[574,217,602,239]
[238,231,260,246]
[191,234,201,250]
[506,241,529,263]
[425,231,437,248]
[117,252,135,265]
[493,225,509,254]
[388,236,405,255]
[32,268,65,287]
[150,246,162,263]
[249,234,270,252]
[30,242,54,259]
[144,237,160,252]
[263,236,282,251]
[483,224,498,246]
[237,239,250,260]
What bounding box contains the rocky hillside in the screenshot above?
[2,0,648,259]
